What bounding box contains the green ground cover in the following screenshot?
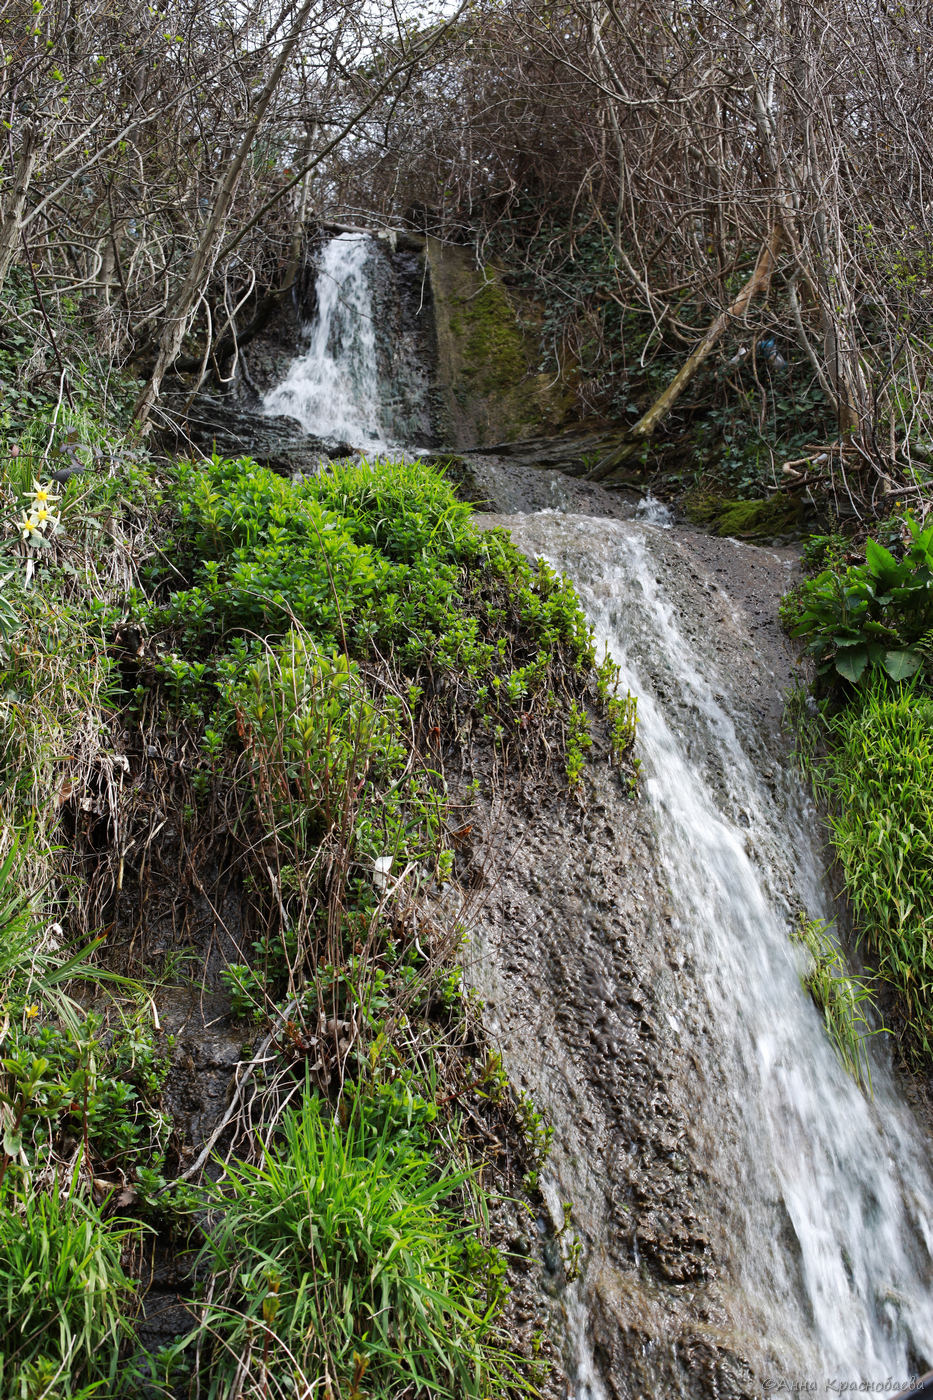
[0,420,635,1398]
[786,520,933,1063]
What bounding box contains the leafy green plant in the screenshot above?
[791,916,881,1090]
[0,1167,138,1398]
[564,700,593,786]
[785,512,933,688]
[1,1005,172,1183]
[219,962,268,1024]
[226,632,407,848]
[190,1087,527,1400]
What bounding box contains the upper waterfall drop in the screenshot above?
[262,232,390,453]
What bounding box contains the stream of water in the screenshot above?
[505,511,933,1390]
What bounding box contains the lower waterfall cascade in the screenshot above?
[498,510,933,1393]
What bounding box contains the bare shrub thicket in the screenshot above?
[2,0,931,498]
[0,0,462,423]
[344,0,933,507]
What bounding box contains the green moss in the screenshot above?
[684,490,802,539]
[452,271,529,396]
[426,238,574,447]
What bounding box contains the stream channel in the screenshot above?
[250,231,933,1398]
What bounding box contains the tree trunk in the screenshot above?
[0,122,40,291]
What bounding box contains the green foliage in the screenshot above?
[190,1087,526,1400]
[814,680,933,1058]
[564,700,592,786]
[0,846,107,1032]
[226,633,407,849]
[0,845,169,1189]
[800,532,848,576]
[0,1008,171,1180]
[791,916,880,1090]
[696,371,832,499]
[516,1089,554,1194]
[147,455,600,769]
[784,513,933,689]
[0,276,140,437]
[0,1168,138,1399]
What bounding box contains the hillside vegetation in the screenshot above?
[0,395,637,1396]
[2,0,933,1390]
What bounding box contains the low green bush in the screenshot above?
[784,512,933,689]
[149,455,595,693]
[191,1086,523,1400]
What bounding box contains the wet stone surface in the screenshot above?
[454,466,810,1397]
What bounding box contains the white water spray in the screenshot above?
[263,233,388,452]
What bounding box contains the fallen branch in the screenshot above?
[587,225,784,483]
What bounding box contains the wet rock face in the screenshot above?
[462,752,756,1399]
[159,392,345,474]
[455,478,810,1398]
[365,240,438,446]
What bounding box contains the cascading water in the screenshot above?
[500,510,933,1390]
[263,232,389,452]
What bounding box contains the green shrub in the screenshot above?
[146,455,602,770]
[0,1171,137,1399]
[225,633,406,847]
[816,680,933,1057]
[192,1087,524,1400]
[785,513,933,688]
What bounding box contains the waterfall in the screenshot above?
[262,232,389,452]
[260,253,933,1386]
[500,510,933,1389]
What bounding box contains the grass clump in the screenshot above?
[815,681,933,1059]
[0,1169,138,1400]
[791,915,880,1090]
[190,1085,523,1400]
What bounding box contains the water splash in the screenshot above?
[504,510,933,1387]
[263,233,389,452]
[635,493,673,528]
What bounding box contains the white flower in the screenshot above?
[372,855,393,891]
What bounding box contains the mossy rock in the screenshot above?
[426,238,574,449]
[684,491,803,540]
[448,275,528,398]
